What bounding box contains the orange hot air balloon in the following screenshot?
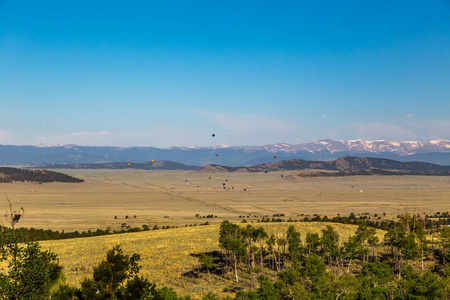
[208,176,211,180]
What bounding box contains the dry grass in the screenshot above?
[0,169,448,232]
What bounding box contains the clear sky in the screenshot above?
[1,1,449,147]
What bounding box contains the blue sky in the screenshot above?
[0,0,449,147]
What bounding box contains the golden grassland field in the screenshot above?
[37,222,386,298]
[0,170,449,298]
[0,169,449,232]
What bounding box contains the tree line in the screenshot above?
[6,210,450,244]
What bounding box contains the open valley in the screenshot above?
[2,169,449,232]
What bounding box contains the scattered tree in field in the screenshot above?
[198,253,215,282]
[305,232,320,255]
[286,225,301,261]
[0,241,63,300]
[80,245,150,299]
[0,199,62,300]
[320,225,340,264]
[219,220,247,283]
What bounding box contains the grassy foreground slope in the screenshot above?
[40,222,385,298]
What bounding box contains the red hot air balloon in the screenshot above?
[274,155,277,159]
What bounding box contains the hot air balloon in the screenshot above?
[185,179,188,182]
[208,176,211,180]
[281,174,284,178]
[264,171,268,174]
[212,134,215,137]
[246,185,249,188]
[151,160,154,163]
[215,154,218,157]
[223,186,226,189]
[128,163,131,166]
[244,188,247,191]
[232,186,234,189]
[214,186,217,189]
[299,165,301,168]
[274,155,277,159]
[223,183,225,186]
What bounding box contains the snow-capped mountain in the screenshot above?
[267,139,450,155]
[2,139,449,166]
[194,139,450,155]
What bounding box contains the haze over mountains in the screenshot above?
[1,139,449,166]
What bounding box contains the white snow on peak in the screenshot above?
[430,140,444,144]
[33,143,63,148]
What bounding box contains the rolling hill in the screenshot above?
[0,167,84,183]
[199,156,450,176]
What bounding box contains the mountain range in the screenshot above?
[1,139,449,166]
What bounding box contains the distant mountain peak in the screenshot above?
[32,143,63,148]
[2,139,449,166]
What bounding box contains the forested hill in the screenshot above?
[0,167,84,183]
[200,156,450,175]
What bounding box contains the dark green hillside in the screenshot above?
[0,167,83,183]
[200,156,450,176]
